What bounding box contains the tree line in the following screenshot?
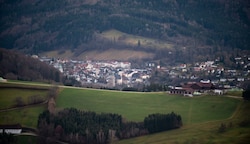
[37,108,182,144]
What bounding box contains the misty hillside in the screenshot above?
[0,0,249,60]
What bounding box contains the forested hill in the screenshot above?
[0,0,249,56]
[0,48,62,83]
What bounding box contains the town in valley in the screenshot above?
[36,54,250,95]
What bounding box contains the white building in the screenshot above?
[0,124,22,134]
[0,77,7,82]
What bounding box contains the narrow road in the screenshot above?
[225,95,242,99]
[0,100,48,112]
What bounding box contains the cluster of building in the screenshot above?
[158,55,250,89]
[37,54,249,93]
[169,80,224,97]
[160,55,250,96]
[39,57,152,88]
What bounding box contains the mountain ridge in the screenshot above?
[0,0,249,61]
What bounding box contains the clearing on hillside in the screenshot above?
[99,29,174,50]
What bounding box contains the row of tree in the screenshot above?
[37,108,182,144]
[14,95,44,107]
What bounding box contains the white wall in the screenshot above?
[0,129,22,134]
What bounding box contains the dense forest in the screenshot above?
[37,108,182,144]
[0,0,249,62]
[0,48,62,83]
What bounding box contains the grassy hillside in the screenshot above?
[99,29,174,50]
[42,48,154,61]
[118,101,250,144]
[57,88,239,124]
[56,88,248,143]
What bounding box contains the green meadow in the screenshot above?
[1,81,248,143]
[57,88,239,124]
[0,106,45,128]
[0,82,49,128]
[118,101,250,144]
[56,88,249,143]
[100,29,174,50]
[0,88,48,109]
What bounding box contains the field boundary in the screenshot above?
[0,100,48,112]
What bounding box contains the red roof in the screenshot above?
[196,82,214,89]
[182,82,214,90]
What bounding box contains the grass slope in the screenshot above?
[118,101,250,144]
[100,29,174,50]
[57,88,239,124]
[78,49,154,61]
[42,49,154,61]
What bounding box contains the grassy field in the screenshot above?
[16,135,38,144]
[0,82,49,128]
[42,48,154,61]
[0,106,46,128]
[99,29,174,50]
[78,49,154,61]
[57,88,240,124]
[57,88,248,143]
[118,101,250,144]
[225,89,243,97]
[0,88,48,109]
[41,50,75,59]
[0,81,247,143]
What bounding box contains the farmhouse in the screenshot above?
[214,88,226,95]
[0,124,22,134]
[170,81,215,96]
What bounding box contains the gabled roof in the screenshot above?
[182,82,214,90]
[0,124,22,129]
[196,82,214,89]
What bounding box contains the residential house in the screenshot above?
[170,81,215,96]
[214,88,226,95]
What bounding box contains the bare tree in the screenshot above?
[14,97,24,107]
